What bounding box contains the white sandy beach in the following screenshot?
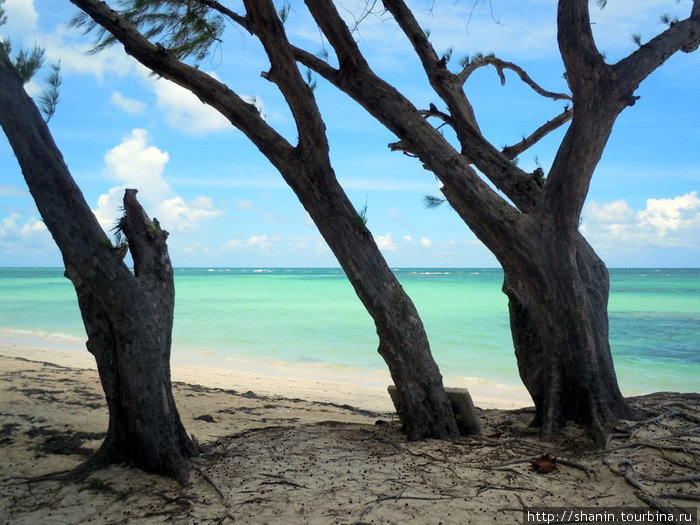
[0,331,532,412]
[1,339,698,524]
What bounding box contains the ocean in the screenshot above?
[0,267,697,397]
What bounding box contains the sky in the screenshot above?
[0,0,698,268]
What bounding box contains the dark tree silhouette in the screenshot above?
[68,0,699,441]
[69,0,459,441]
[0,48,197,482]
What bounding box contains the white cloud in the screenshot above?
[0,213,53,255]
[94,129,221,233]
[247,234,274,252]
[2,0,38,39]
[39,26,142,80]
[223,239,243,250]
[403,235,413,243]
[581,192,700,254]
[111,92,146,114]
[234,199,255,210]
[223,233,324,256]
[638,192,700,235]
[151,75,231,135]
[375,232,397,251]
[420,237,433,248]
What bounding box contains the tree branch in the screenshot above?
[69,0,294,168]
[303,0,541,213]
[502,107,573,160]
[458,55,572,102]
[614,4,700,97]
[557,0,607,95]
[380,0,481,135]
[193,0,246,28]
[242,0,328,154]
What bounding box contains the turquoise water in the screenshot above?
[0,267,697,396]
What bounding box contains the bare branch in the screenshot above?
[459,55,572,102]
[557,0,607,95]
[303,0,371,73]
[304,0,532,232]
[242,0,327,153]
[381,0,481,132]
[194,0,246,28]
[502,107,573,160]
[614,4,700,97]
[376,0,542,212]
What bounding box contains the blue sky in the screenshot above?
[1,0,698,268]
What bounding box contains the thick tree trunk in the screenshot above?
[502,230,631,442]
[0,54,196,482]
[65,191,197,483]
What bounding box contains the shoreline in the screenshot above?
[0,332,532,411]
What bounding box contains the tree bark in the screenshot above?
[0,53,196,482]
[501,230,631,443]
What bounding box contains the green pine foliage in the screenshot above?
[423,195,445,209]
[0,0,61,122]
[38,62,61,122]
[71,0,225,64]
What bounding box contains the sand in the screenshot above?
[0,343,698,524]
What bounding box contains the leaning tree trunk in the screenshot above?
[502,229,631,443]
[0,53,196,482]
[277,159,459,441]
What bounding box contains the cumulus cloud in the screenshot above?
[151,75,230,135]
[1,0,38,39]
[0,214,46,237]
[0,213,54,256]
[246,234,274,252]
[223,233,329,257]
[637,192,700,236]
[94,129,220,233]
[581,192,700,253]
[111,92,147,115]
[420,237,432,248]
[375,232,397,251]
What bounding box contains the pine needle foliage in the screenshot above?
[12,46,45,83]
[38,62,61,122]
[423,195,446,209]
[71,0,225,64]
[1,0,61,122]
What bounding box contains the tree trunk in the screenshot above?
[0,54,196,482]
[279,159,459,441]
[65,190,197,483]
[502,229,631,443]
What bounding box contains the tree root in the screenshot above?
[194,467,226,500]
[601,394,700,522]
